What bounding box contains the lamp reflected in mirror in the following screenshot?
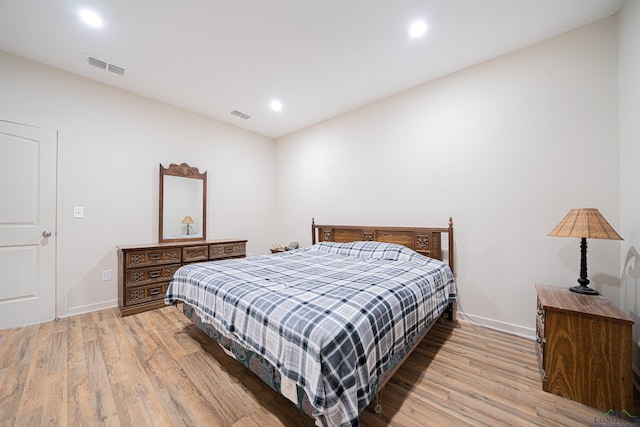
[181,215,195,236]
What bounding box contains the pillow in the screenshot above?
[311,241,427,262]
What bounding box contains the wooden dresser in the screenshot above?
[535,283,633,412]
[117,239,247,316]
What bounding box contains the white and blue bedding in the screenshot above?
[165,241,456,427]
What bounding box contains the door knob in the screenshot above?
[42,230,52,238]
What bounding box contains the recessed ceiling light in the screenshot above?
[270,100,283,112]
[409,20,427,38]
[79,9,103,28]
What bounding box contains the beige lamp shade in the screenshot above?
[548,208,622,240]
[181,216,195,225]
[549,208,622,295]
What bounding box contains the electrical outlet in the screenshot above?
[73,207,84,218]
[101,269,112,281]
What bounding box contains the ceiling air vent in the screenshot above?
[107,64,125,76]
[87,56,107,70]
[230,110,251,120]
[86,56,126,76]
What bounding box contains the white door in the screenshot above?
[0,120,57,330]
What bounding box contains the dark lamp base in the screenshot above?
[570,285,600,296]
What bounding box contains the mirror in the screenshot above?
[159,163,207,242]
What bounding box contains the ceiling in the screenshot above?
[0,0,624,139]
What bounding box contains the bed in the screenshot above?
[165,218,456,426]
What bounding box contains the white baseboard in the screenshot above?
[62,299,118,318]
[455,311,536,341]
[60,299,537,341]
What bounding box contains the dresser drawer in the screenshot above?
[536,308,545,341]
[535,333,545,361]
[535,341,547,382]
[125,282,170,306]
[535,297,546,379]
[125,248,181,268]
[209,242,246,259]
[183,245,208,262]
[125,264,180,287]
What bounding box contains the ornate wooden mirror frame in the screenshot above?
[159,163,207,243]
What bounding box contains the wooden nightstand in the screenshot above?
[535,283,633,412]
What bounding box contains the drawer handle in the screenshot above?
[537,309,543,316]
[149,253,162,261]
[149,288,161,296]
[148,271,161,278]
[536,336,542,344]
[224,246,233,253]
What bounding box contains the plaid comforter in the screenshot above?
[165,241,456,427]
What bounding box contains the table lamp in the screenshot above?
[548,208,622,295]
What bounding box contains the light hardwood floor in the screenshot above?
[0,305,623,426]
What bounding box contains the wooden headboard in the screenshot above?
[311,217,454,274]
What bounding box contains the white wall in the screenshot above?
[0,14,625,336]
[618,0,640,372]
[0,51,276,317]
[275,17,620,337]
